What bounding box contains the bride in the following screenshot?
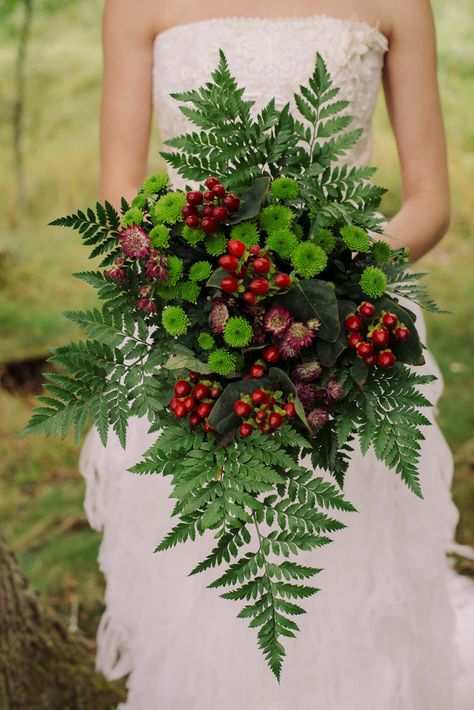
[80,0,473,708]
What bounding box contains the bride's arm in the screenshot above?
[381,0,449,261]
[100,0,158,208]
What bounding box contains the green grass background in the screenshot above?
[0,0,472,635]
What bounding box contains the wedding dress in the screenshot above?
[80,16,474,709]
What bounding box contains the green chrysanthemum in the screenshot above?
[205,231,227,257]
[223,317,253,348]
[372,240,392,264]
[181,224,206,246]
[121,207,144,227]
[230,221,260,247]
[259,205,294,234]
[340,225,371,253]
[270,177,299,200]
[131,194,148,210]
[189,261,212,282]
[208,349,237,376]
[292,222,304,240]
[150,191,186,225]
[359,266,388,298]
[292,243,328,278]
[142,172,169,196]
[149,224,171,249]
[179,281,201,303]
[161,306,190,336]
[155,283,180,301]
[198,332,215,351]
[312,228,336,255]
[266,228,298,260]
[166,255,184,285]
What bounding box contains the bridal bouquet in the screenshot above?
[24,52,442,678]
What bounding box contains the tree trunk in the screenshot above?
[12,0,33,208]
[0,534,126,710]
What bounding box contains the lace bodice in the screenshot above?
[152,15,388,189]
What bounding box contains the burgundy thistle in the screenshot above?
[307,317,321,332]
[279,321,314,358]
[105,258,126,282]
[307,407,329,430]
[119,226,151,259]
[292,359,323,383]
[210,299,230,334]
[136,286,157,315]
[145,249,168,281]
[295,382,316,412]
[325,378,344,404]
[263,307,292,336]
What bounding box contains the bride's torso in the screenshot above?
[152,16,388,190]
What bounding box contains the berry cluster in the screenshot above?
[168,372,222,430]
[219,239,293,303]
[183,177,241,233]
[345,302,410,369]
[233,388,296,437]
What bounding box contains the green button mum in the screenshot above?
[266,228,298,260]
[270,177,300,200]
[291,243,328,278]
[230,221,261,247]
[359,266,388,298]
[150,191,187,225]
[161,306,190,336]
[150,224,171,249]
[223,317,253,348]
[340,225,371,253]
[207,349,237,376]
[259,205,294,234]
[189,261,212,282]
[372,240,392,264]
[198,332,215,351]
[141,172,169,196]
[121,206,144,227]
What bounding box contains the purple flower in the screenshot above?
[292,359,323,383]
[295,382,316,412]
[263,306,292,336]
[119,226,151,258]
[105,260,126,282]
[210,299,229,334]
[136,298,157,315]
[307,407,329,430]
[285,321,314,350]
[145,249,169,282]
[325,378,344,404]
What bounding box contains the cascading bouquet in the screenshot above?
[24,52,443,678]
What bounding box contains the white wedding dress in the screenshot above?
[80,16,474,710]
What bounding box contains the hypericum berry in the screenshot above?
[212,206,229,222]
[269,412,283,429]
[189,371,199,382]
[249,245,261,255]
[185,214,200,228]
[196,402,212,418]
[169,396,179,411]
[243,291,257,304]
[395,326,410,341]
[249,278,269,295]
[239,422,253,437]
[233,400,252,417]
[356,342,374,359]
[219,254,239,271]
[203,422,213,433]
[220,276,239,293]
[205,177,220,189]
[348,332,363,348]
[250,363,266,378]
[202,204,215,217]
[284,402,296,419]
[223,193,240,212]
[201,217,218,233]
[182,204,198,218]
[345,314,364,332]
[253,257,271,274]
[210,387,222,399]
[212,184,226,197]
[256,409,266,421]
[251,389,267,405]
[189,412,202,426]
[174,380,192,397]
[203,190,214,202]
[183,396,196,412]
[193,384,209,400]
[174,402,187,418]
[227,240,246,257]
[274,273,292,288]
[186,190,203,205]
[359,301,376,319]
[377,350,396,368]
[364,354,377,366]
[382,312,398,329]
[263,346,281,363]
[371,328,390,347]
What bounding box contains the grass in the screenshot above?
[0,0,473,640]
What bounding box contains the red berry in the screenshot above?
[263,346,281,363]
[193,384,209,400]
[395,326,410,341]
[233,400,252,417]
[345,314,364,332]
[203,422,214,433]
[250,363,266,378]
[202,204,215,217]
[220,276,239,293]
[250,278,269,295]
[201,217,218,233]
[249,245,261,255]
[183,396,196,412]
[243,291,257,304]
[169,396,179,411]
[219,254,239,271]
[212,206,229,222]
[174,402,187,418]
[356,342,374,359]
[284,402,296,419]
[253,257,271,274]
[371,328,390,347]
[251,389,267,405]
[196,402,212,418]
[382,312,398,330]
[205,177,220,189]
[223,193,240,212]
[210,387,222,399]
[181,204,198,218]
[185,214,200,228]
[377,350,396,369]
[189,371,199,382]
[239,422,253,437]
[363,354,377,366]
[227,240,246,257]
[359,302,376,319]
[174,380,192,397]
[189,412,202,426]
[274,273,292,288]
[348,332,363,348]
[256,409,266,421]
[186,190,203,205]
[203,190,215,202]
[269,412,283,429]
[212,184,226,197]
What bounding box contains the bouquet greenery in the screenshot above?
[24,52,442,678]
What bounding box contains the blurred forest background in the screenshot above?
[0,0,473,653]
